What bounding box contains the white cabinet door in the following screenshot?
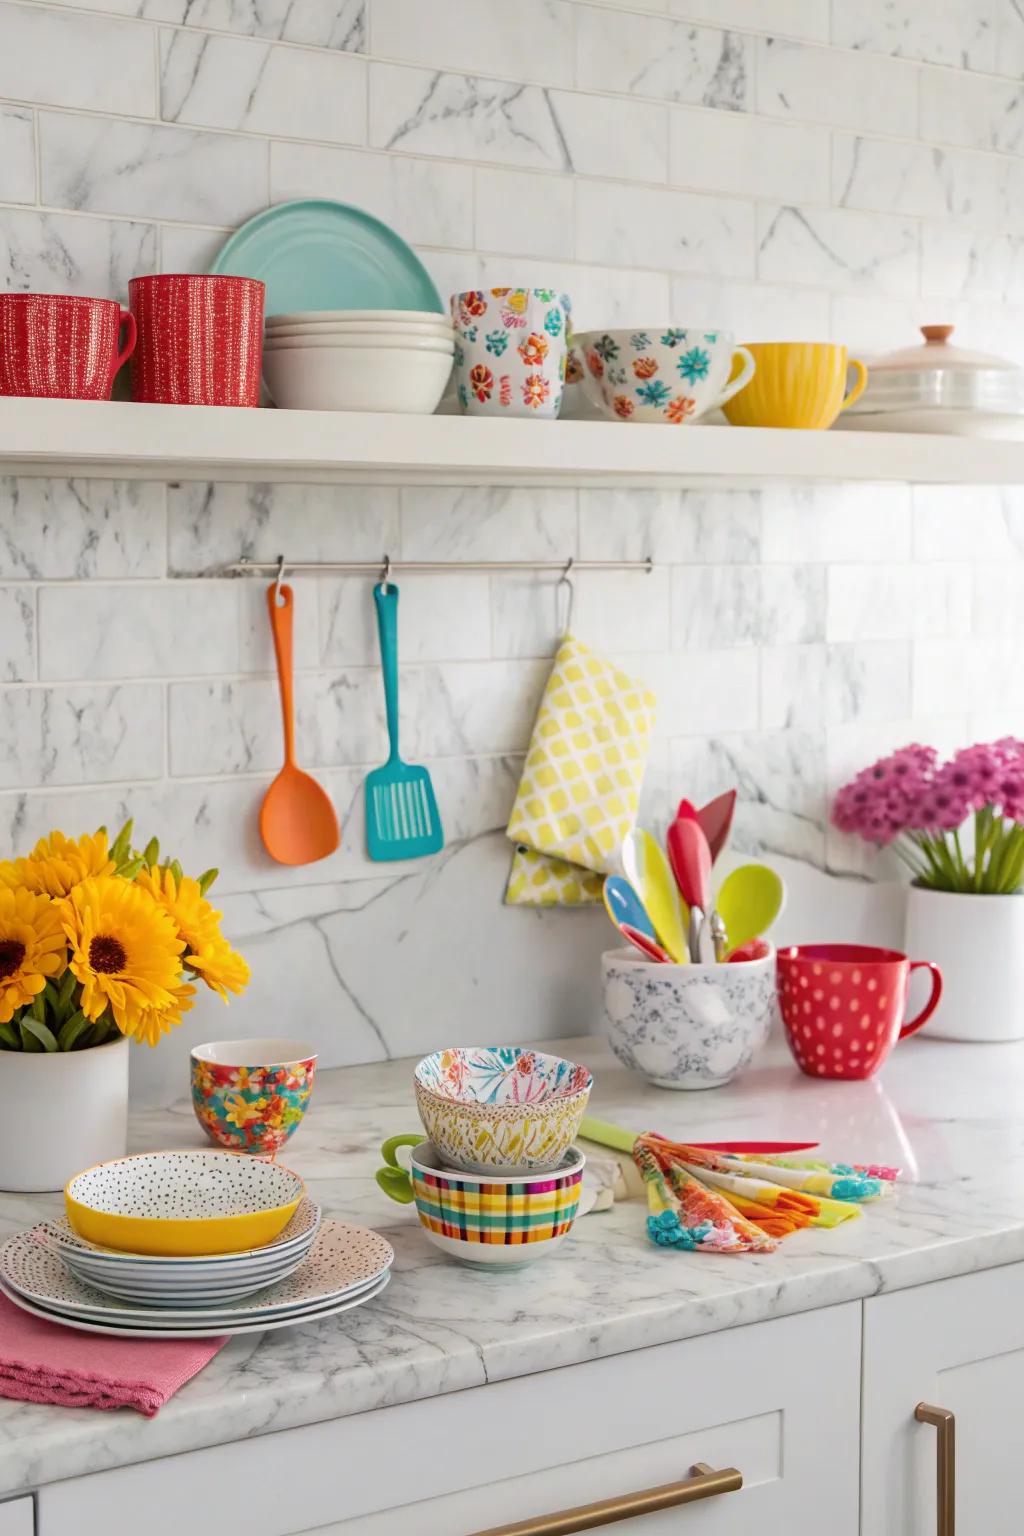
[40,1305,860,1536]
[863,1262,1024,1535]
[0,1498,33,1536]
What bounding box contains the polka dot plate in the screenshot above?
[0,1271,391,1340]
[2,1220,394,1326]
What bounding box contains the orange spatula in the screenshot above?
[260,582,339,865]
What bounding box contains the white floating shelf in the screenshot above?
[0,397,1020,485]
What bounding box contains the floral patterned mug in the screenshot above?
[571,326,755,424]
[450,288,570,418]
[191,1038,317,1155]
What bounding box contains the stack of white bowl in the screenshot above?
[263,308,455,413]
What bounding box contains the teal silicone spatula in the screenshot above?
[365,581,443,861]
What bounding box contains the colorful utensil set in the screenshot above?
[603,791,785,964]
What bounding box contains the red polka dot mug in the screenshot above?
[778,944,943,1081]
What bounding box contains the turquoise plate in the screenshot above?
[210,198,443,318]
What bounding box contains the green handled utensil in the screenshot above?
[365,580,443,862]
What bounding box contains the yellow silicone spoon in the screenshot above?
[622,828,689,963]
[716,863,786,954]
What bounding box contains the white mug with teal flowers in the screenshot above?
[570,327,755,424]
[450,288,570,419]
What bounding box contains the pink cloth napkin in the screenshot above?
[0,1291,226,1415]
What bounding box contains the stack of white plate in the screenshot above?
[0,1217,394,1339]
[49,1197,323,1305]
[263,308,454,413]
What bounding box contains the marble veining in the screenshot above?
[371,65,573,172]
[3,1030,1024,1497]
[576,8,750,110]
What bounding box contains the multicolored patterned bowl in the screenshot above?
[413,1047,592,1174]
[191,1038,317,1156]
[378,1136,585,1268]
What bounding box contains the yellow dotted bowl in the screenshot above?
[65,1150,304,1256]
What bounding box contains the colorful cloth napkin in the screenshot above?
[0,1290,226,1415]
[634,1134,897,1255]
[505,634,657,906]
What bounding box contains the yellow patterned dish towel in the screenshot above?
[505,634,657,906]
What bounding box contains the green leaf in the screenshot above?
[57,1009,91,1051]
[142,837,160,868]
[18,1019,43,1051]
[110,818,134,866]
[29,991,46,1024]
[170,859,183,888]
[57,968,78,1016]
[0,1019,20,1050]
[20,1015,58,1052]
[197,867,218,895]
[118,855,144,881]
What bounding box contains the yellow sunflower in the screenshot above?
[137,867,250,1002]
[128,977,196,1048]
[0,888,66,1023]
[0,830,115,899]
[59,876,185,1039]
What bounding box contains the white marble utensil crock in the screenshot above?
[602,946,778,1089]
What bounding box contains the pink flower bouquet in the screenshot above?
[832,739,1024,894]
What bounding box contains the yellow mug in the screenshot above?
[721,342,867,430]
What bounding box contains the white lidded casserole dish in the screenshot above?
[838,324,1024,436]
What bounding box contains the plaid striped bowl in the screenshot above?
[409,1143,585,1269]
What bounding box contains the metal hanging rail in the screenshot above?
[219,555,654,578]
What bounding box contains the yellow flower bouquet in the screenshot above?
[0,821,249,1053]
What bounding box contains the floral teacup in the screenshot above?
[450,288,570,419]
[191,1038,317,1156]
[571,326,754,424]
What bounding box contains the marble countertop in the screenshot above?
[3,1028,1024,1497]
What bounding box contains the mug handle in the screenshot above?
[567,336,607,414]
[107,309,137,396]
[375,1133,422,1203]
[839,358,868,412]
[712,345,756,409]
[899,961,943,1040]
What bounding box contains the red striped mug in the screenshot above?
[0,293,135,400]
[129,274,265,407]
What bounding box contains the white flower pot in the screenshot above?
[904,886,1024,1042]
[0,1034,129,1191]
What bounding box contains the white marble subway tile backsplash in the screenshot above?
[755,34,918,136]
[0,207,158,303]
[831,0,999,73]
[36,0,366,49]
[0,107,35,205]
[39,114,269,226]
[159,29,368,144]
[575,8,750,109]
[371,0,576,87]
[0,0,155,115]
[0,0,1020,1070]
[39,581,241,681]
[0,479,165,579]
[757,204,919,294]
[0,684,162,789]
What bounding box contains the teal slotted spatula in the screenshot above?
[365,580,443,861]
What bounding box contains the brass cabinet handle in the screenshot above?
[467,1461,743,1536]
[915,1403,956,1536]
